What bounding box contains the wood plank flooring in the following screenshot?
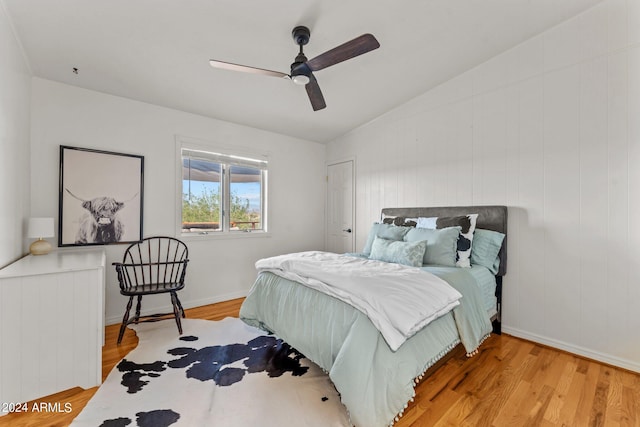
[1,298,638,427]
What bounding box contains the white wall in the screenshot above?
[0,1,31,267]
[30,78,326,325]
[328,0,640,372]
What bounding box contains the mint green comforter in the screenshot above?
[240,266,492,427]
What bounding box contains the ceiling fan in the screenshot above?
[209,26,380,111]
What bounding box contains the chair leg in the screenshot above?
[134,295,143,324]
[171,291,183,335]
[118,296,134,345]
[175,294,186,318]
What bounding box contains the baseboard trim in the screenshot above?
[105,290,248,326]
[502,326,640,374]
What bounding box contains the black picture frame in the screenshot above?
[58,145,144,247]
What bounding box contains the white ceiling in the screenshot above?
[4,0,601,143]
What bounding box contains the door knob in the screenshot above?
[342,228,352,233]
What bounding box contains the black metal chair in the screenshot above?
[113,236,189,344]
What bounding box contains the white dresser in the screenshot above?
[0,248,106,405]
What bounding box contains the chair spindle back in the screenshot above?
[117,237,188,291]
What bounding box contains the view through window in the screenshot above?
[181,148,266,234]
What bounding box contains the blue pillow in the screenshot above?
[362,223,412,255]
[403,226,461,267]
[416,214,478,268]
[369,237,427,267]
[470,228,505,274]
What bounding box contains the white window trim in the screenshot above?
[175,135,270,240]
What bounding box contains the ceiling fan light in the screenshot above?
[292,74,310,85]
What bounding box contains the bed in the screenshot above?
[240,205,507,427]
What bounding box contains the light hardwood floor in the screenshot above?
[1,298,638,427]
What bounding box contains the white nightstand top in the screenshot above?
[0,247,106,278]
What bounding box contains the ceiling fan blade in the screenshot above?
[209,60,289,79]
[305,74,326,111]
[305,34,380,72]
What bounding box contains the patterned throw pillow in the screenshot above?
[369,236,427,267]
[416,214,478,268]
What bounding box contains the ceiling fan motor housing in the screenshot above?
[290,62,311,85]
[292,26,310,46]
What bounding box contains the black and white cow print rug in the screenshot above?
[71,318,350,427]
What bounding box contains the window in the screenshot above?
[180,146,267,235]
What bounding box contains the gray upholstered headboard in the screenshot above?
[380,206,508,276]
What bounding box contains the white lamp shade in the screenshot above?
[27,217,55,238]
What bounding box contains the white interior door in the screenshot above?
[326,160,354,253]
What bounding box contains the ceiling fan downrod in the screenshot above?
[290,26,311,85]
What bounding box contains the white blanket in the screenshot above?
[255,251,462,351]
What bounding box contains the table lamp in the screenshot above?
[28,217,54,255]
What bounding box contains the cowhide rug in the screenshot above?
[71,318,350,427]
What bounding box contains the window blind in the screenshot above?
[182,149,267,170]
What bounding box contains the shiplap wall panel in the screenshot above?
[579,55,609,354]
[39,274,59,395]
[515,76,546,336]
[74,269,100,389]
[0,279,21,403]
[21,278,39,400]
[544,64,582,344]
[72,271,90,388]
[55,272,76,392]
[327,0,640,371]
[629,46,640,344]
[608,0,628,51]
[631,1,640,45]
[581,3,608,60]
[606,49,630,356]
[0,276,2,402]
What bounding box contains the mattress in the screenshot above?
[422,264,497,317]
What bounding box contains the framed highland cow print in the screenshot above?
[58,145,144,247]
